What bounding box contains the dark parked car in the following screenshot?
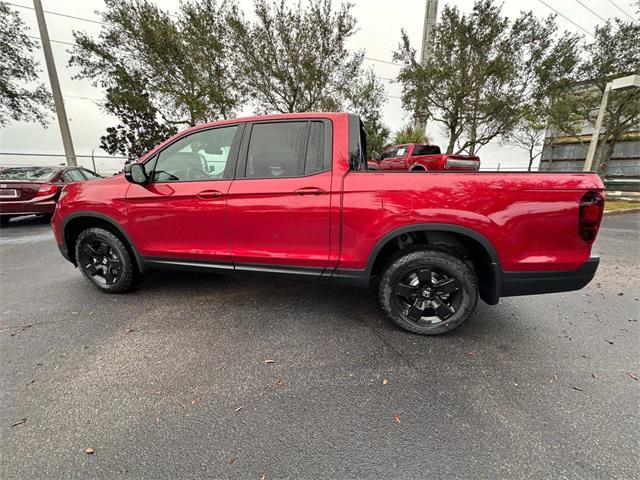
[0,166,101,225]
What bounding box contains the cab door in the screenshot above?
[226,120,333,275]
[126,124,243,264]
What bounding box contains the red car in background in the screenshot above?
[0,166,101,226]
[374,143,480,172]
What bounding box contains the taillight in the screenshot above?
[37,183,59,197]
[579,191,604,244]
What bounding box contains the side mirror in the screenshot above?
[124,163,148,184]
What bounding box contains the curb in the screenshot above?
[604,207,640,217]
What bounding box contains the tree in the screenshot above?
[394,0,522,155]
[69,0,244,158]
[100,71,177,159]
[394,0,581,159]
[345,69,389,158]
[503,13,581,170]
[549,20,640,176]
[0,1,52,127]
[229,0,363,113]
[393,125,428,145]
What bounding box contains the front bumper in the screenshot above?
[500,256,600,297]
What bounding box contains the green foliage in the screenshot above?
[100,72,178,159]
[548,19,640,176]
[394,0,581,160]
[345,69,389,157]
[393,125,428,145]
[70,0,388,159]
[0,1,52,127]
[70,0,244,158]
[229,0,362,113]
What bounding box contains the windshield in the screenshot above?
[0,167,57,181]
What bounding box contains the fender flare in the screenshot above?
[62,211,149,274]
[365,223,501,304]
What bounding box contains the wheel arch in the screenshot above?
[367,223,501,305]
[62,212,148,274]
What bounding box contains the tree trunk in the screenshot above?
[594,139,616,178]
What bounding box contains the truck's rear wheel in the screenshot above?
[378,249,478,335]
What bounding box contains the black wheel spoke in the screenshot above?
[435,278,458,295]
[85,263,98,275]
[83,243,100,257]
[417,269,433,286]
[103,271,115,285]
[395,283,418,297]
[98,243,109,254]
[406,299,426,320]
[432,296,455,320]
[107,258,122,269]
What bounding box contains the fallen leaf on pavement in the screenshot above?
[394,414,401,424]
[10,325,32,336]
[228,458,236,465]
[126,328,135,334]
[629,373,638,381]
[382,378,389,385]
[275,378,284,386]
[264,359,275,364]
[592,373,597,379]
[235,405,244,412]
[12,418,26,427]
[606,340,614,345]
[191,399,199,405]
[27,379,35,385]
[260,475,267,480]
[84,448,95,455]
[467,351,477,357]
[572,386,584,392]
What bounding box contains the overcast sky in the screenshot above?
[0,0,638,169]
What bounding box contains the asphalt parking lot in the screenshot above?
[1,213,638,479]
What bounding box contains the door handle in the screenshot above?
[295,187,325,196]
[197,190,224,199]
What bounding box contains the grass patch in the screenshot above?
[605,201,640,212]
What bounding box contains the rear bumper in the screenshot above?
[0,199,56,216]
[500,256,600,297]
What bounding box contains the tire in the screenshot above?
[378,249,478,335]
[75,227,138,293]
[0,216,12,226]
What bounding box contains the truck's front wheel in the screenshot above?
[378,249,478,335]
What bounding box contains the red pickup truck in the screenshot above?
[51,113,604,335]
[375,143,480,172]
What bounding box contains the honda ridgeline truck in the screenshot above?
[51,113,605,335]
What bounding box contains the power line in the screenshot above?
[604,0,638,21]
[536,0,595,37]
[27,34,75,47]
[364,56,402,67]
[6,2,104,25]
[573,0,607,21]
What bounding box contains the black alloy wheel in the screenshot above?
[378,249,479,335]
[75,227,137,293]
[393,267,462,324]
[78,239,122,286]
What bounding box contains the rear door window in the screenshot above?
[245,121,327,178]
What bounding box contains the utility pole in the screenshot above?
[420,0,439,66]
[33,0,77,166]
[416,0,438,135]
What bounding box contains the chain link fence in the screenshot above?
[0,152,127,176]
